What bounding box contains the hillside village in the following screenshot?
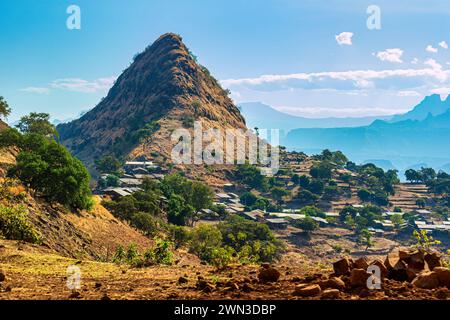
[95,150,450,242]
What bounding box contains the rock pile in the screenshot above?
[292,248,450,299]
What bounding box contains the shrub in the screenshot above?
[168,225,191,249]
[144,239,174,266]
[189,224,223,261]
[0,205,41,243]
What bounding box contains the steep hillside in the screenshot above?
[0,129,152,259]
[57,33,246,170]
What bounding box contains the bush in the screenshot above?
[189,224,223,261]
[144,239,174,266]
[294,216,318,233]
[0,204,41,243]
[168,224,191,249]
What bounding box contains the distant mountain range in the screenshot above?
[239,102,390,134]
[282,94,450,174]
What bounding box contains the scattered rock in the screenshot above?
[101,293,111,300]
[0,269,5,282]
[321,289,340,299]
[178,276,188,285]
[242,283,253,293]
[412,271,440,289]
[435,288,449,300]
[349,269,369,288]
[196,279,214,292]
[258,266,281,283]
[68,291,81,299]
[319,277,346,291]
[293,284,322,297]
[333,258,352,276]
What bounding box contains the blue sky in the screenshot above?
[1,0,450,122]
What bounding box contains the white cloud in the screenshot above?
[50,77,117,93]
[439,41,448,49]
[396,90,421,97]
[375,48,403,63]
[411,58,419,65]
[424,58,442,70]
[19,87,50,94]
[335,32,353,46]
[426,45,438,53]
[275,106,409,117]
[222,67,450,88]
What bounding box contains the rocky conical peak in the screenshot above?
[57,33,246,169]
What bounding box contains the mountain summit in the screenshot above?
[57,33,246,169]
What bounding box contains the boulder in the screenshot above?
[319,277,346,291]
[389,260,409,282]
[349,269,370,287]
[293,284,322,297]
[412,271,440,289]
[398,249,412,261]
[369,259,388,279]
[384,252,400,270]
[408,250,425,271]
[354,257,369,270]
[433,267,450,287]
[333,258,353,276]
[424,252,442,271]
[321,289,341,299]
[258,266,281,283]
[0,269,5,282]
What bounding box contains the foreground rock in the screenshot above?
[293,284,322,297]
[258,266,281,283]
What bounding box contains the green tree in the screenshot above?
[271,187,290,204]
[357,188,372,202]
[405,169,421,183]
[390,214,404,229]
[297,189,319,206]
[190,181,214,214]
[0,96,11,120]
[95,155,122,174]
[15,112,57,137]
[295,216,318,233]
[7,136,93,210]
[358,229,373,251]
